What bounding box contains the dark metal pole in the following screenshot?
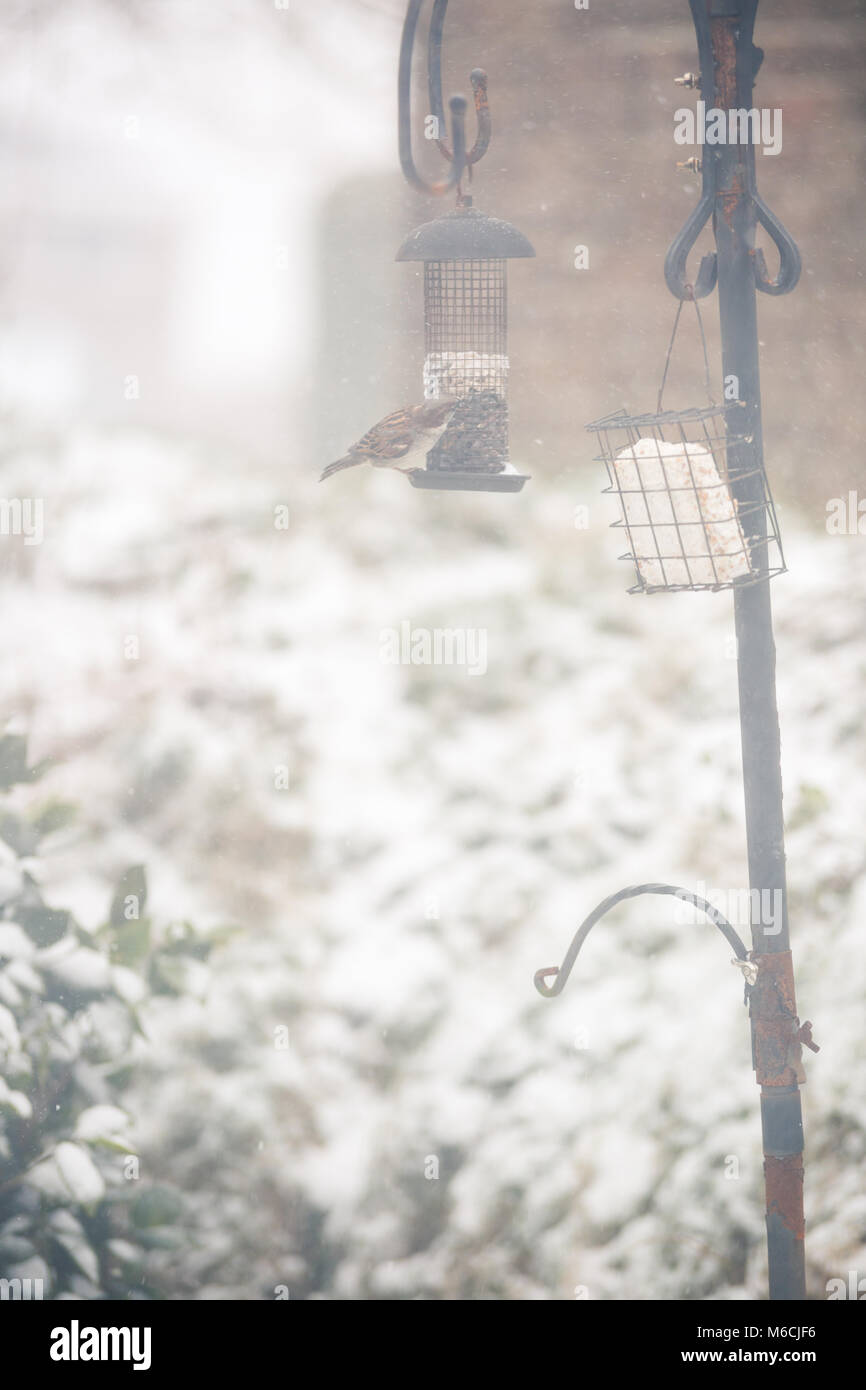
[540,0,813,1303]
[542,0,811,1301]
[698,0,807,1300]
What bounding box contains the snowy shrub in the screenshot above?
[0,734,218,1300]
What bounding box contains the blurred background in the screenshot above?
[0,0,863,1298]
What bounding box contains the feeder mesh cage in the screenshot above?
[587,405,786,593]
[423,259,509,473]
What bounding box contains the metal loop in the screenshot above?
[752,192,802,296]
[664,193,718,302]
[398,0,468,196]
[533,882,749,999]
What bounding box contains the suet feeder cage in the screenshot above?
[396,204,534,492]
[587,405,786,594]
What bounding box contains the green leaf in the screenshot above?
[162,920,211,960]
[109,866,148,929]
[48,1210,100,1283]
[109,917,151,969]
[131,1185,184,1229]
[105,1061,136,1090]
[0,1233,36,1263]
[30,799,77,840]
[206,922,241,949]
[18,905,70,947]
[136,1227,185,1250]
[150,952,207,998]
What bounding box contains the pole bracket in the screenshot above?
[664,0,801,302]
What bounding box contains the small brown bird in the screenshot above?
[320,398,459,481]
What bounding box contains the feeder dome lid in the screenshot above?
[395,206,535,261]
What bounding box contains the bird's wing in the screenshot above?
[371,431,415,460]
[351,408,414,458]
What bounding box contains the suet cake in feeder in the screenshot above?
[612,436,751,588]
[587,406,786,594]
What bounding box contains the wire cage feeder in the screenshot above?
[586,404,786,594]
[396,205,534,492]
[396,1,534,493]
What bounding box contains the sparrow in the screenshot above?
[320,398,459,481]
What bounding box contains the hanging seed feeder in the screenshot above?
[396,204,534,492]
[397,0,534,493]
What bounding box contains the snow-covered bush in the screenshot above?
[0,733,219,1300]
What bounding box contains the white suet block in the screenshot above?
[613,436,752,588]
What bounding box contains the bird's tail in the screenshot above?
[319,454,361,481]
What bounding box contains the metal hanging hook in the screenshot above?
[432,66,490,170]
[428,0,491,169]
[399,0,490,197]
[750,190,802,296]
[663,185,718,302]
[534,883,749,1000]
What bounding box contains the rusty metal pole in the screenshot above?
[539,0,813,1304]
[690,0,808,1300]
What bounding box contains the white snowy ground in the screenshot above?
[1,420,863,1301]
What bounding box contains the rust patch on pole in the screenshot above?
[719,175,743,227]
[710,17,742,226]
[764,1153,806,1240]
[710,18,737,109]
[750,950,810,1086]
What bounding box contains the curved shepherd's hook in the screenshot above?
[428,0,491,169]
[399,0,471,196]
[534,882,749,999]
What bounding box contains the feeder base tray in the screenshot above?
[408,467,530,493]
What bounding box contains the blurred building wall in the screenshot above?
[0,1,861,513]
[317,0,866,513]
